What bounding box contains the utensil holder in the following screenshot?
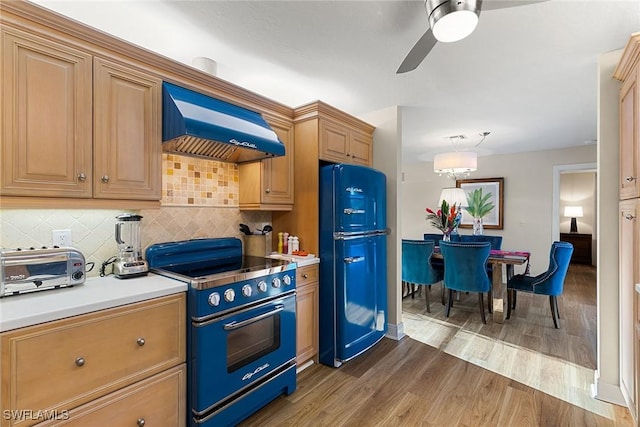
[244,234,267,257]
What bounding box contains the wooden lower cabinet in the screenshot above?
[559,233,592,264]
[36,365,186,427]
[296,264,319,366]
[0,293,186,427]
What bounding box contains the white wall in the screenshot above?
[402,145,596,276]
[595,49,624,405]
[361,106,403,340]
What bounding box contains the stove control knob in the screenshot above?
[242,284,252,297]
[257,281,268,293]
[208,292,221,307]
[272,277,281,288]
[224,288,236,302]
[283,275,292,286]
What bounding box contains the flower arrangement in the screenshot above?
[426,199,461,238]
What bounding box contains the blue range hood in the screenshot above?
[162,82,285,163]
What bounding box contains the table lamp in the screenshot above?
[564,206,583,233]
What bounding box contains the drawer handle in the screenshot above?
[302,274,309,279]
[137,418,146,427]
[75,357,85,367]
[101,175,110,183]
[625,176,637,182]
[625,214,636,221]
[137,338,146,346]
[77,172,87,182]
[265,188,271,193]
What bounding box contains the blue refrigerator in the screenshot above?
[319,163,388,367]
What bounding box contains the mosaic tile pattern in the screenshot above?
[162,154,239,206]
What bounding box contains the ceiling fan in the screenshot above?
[397,0,547,74]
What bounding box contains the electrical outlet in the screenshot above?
[52,229,72,247]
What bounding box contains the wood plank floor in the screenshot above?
[240,264,633,426]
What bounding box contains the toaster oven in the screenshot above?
[0,247,86,297]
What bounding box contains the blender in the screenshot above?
[113,213,148,278]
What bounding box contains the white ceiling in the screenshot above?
[34,0,640,163]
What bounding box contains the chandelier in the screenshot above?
[433,151,477,180]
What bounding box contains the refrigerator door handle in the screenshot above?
[344,256,365,264]
[343,208,366,215]
[334,229,391,240]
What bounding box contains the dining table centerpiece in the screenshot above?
[464,188,495,235]
[426,200,461,241]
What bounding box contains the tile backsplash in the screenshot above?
[162,154,239,206]
[0,208,270,278]
[0,154,270,278]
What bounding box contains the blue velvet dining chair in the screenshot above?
[506,241,574,328]
[439,241,492,324]
[402,239,443,313]
[459,235,503,280]
[423,233,448,304]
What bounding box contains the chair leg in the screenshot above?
[555,296,560,319]
[445,289,453,318]
[425,285,431,313]
[478,293,486,324]
[507,289,512,320]
[441,283,446,305]
[550,295,559,329]
[512,290,517,309]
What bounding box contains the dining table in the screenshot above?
[432,247,530,324]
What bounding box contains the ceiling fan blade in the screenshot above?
[482,0,549,11]
[396,28,438,74]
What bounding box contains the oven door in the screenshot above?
[191,291,296,416]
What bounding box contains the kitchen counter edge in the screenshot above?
[0,273,187,332]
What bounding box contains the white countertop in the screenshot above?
[0,273,187,332]
[266,253,320,267]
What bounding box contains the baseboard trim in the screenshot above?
[592,372,627,406]
[385,321,405,341]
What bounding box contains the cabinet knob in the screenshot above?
[137,418,146,427]
[101,175,110,183]
[136,338,145,346]
[77,172,87,182]
[265,188,271,193]
[302,274,309,279]
[624,214,636,221]
[625,176,637,182]
[75,357,85,367]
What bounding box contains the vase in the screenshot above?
[472,217,484,236]
[442,233,451,242]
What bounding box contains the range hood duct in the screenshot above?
[162,82,285,163]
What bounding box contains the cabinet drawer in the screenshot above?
[0,294,185,427]
[296,264,319,287]
[36,364,186,427]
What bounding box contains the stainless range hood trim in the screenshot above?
[162,82,285,163]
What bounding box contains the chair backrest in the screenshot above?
[402,239,438,285]
[531,241,574,296]
[459,234,503,250]
[439,241,491,293]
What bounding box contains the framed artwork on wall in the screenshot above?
[456,177,504,229]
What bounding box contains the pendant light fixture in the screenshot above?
[433,151,477,180]
[427,0,481,43]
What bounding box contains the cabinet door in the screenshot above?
[620,69,639,200]
[261,118,294,204]
[350,129,372,166]
[319,119,349,163]
[296,279,319,366]
[620,199,639,415]
[1,28,92,197]
[93,57,161,200]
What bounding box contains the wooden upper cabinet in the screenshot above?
[615,33,640,200]
[319,118,372,166]
[239,116,294,210]
[0,27,93,197]
[93,57,161,200]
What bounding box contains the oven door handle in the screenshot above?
[223,304,284,331]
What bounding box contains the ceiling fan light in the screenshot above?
[432,10,479,43]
